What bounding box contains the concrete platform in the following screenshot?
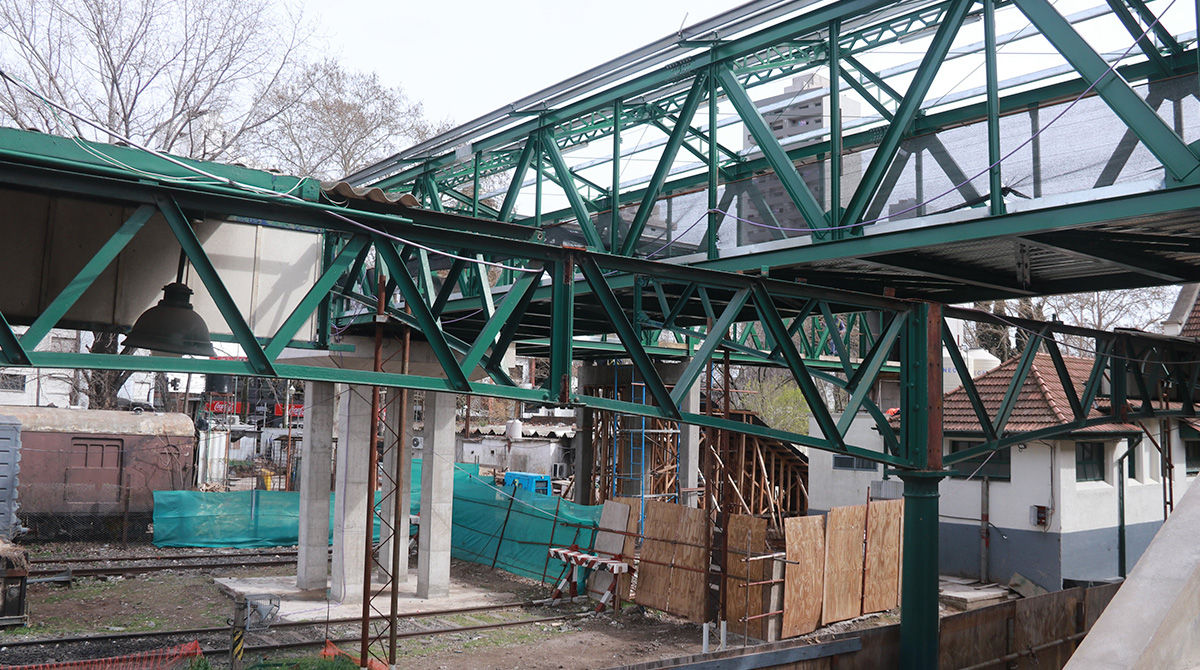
[939,577,1011,611]
[215,571,521,622]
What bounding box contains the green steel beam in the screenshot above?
[984,0,1005,216]
[717,65,829,237]
[669,288,750,406]
[619,73,708,256]
[1106,0,1171,74]
[458,267,541,375]
[1014,0,1200,183]
[0,312,30,366]
[374,238,471,391]
[541,129,605,249]
[578,255,680,418]
[157,196,276,376]
[753,283,845,450]
[498,140,536,223]
[431,257,468,317]
[836,313,904,435]
[21,204,155,349]
[941,321,998,442]
[263,234,369,360]
[841,0,972,229]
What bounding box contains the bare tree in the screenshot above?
[0,0,313,161]
[964,287,1180,361]
[246,60,449,180]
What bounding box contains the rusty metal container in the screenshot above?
[0,543,27,628]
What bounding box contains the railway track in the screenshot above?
[27,549,300,578]
[0,600,595,664]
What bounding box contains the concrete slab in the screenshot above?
[939,580,1010,611]
[214,572,521,623]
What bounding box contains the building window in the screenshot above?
[948,440,1011,480]
[0,373,25,391]
[1186,441,1200,477]
[1076,441,1106,482]
[832,454,877,471]
[1125,444,1137,480]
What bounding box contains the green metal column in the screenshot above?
[828,19,843,236]
[899,301,945,670]
[707,64,719,259]
[984,0,1005,216]
[612,100,622,253]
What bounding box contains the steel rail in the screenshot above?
[27,558,298,578]
[29,549,298,565]
[0,599,555,649]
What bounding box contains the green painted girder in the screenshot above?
[619,73,709,256]
[718,65,830,239]
[941,321,998,443]
[19,204,156,350]
[540,130,605,249]
[1014,0,1200,183]
[841,0,972,230]
[369,0,898,191]
[157,196,276,376]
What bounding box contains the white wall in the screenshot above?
[807,412,885,512]
[940,439,1061,535]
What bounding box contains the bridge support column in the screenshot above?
[678,368,701,507]
[297,380,335,590]
[332,385,372,603]
[418,390,455,599]
[899,301,945,670]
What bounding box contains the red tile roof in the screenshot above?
[940,352,1138,435]
[1183,293,1200,338]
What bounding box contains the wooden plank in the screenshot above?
[726,513,769,640]
[861,499,903,614]
[1014,587,1082,670]
[612,496,640,601]
[1083,582,1120,630]
[822,505,867,625]
[938,601,1015,670]
[635,501,680,612]
[668,505,710,623]
[782,515,825,638]
[588,500,631,601]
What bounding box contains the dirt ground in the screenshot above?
[1,545,709,669]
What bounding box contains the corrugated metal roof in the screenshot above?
[321,181,420,208]
[0,406,194,436]
[471,423,575,439]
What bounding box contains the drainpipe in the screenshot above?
[980,477,990,583]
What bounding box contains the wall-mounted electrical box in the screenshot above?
[1030,505,1049,527]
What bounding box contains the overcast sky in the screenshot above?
[301,0,741,124]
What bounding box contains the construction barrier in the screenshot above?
[0,640,203,670]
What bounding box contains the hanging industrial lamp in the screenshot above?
[124,250,216,357]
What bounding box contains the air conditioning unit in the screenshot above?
[551,462,568,479]
[411,436,424,450]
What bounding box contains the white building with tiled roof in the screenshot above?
[810,351,1197,592]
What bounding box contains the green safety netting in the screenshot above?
[153,460,602,583]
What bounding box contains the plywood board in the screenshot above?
[822,505,867,625]
[1014,587,1082,670]
[634,501,680,613]
[612,496,640,600]
[588,500,631,601]
[667,505,710,622]
[782,515,825,638]
[862,499,903,614]
[725,513,768,640]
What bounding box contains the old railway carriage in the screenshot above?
[3,406,195,539]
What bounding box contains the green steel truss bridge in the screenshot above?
[4,0,1200,666]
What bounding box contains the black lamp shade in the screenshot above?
[124,282,216,357]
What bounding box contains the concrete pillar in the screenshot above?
[378,388,412,579]
[331,385,372,603]
[297,381,335,590]
[574,407,594,505]
[418,391,455,599]
[678,364,702,507]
